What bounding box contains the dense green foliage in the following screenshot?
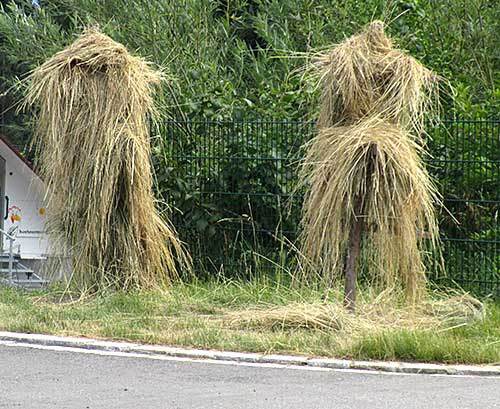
[0,0,499,142]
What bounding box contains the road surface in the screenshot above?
[0,343,499,408]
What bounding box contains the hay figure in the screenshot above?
[26,29,191,292]
[300,21,440,309]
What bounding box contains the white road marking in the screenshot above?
[0,339,331,371]
[0,339,492,379]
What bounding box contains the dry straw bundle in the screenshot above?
[314,20,438,133]
[300,21,441,305]
[26,29,190,292]
[301,119,439,298]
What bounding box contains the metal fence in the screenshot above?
[162,119,500,297]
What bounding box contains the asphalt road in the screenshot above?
[1,343,499,409]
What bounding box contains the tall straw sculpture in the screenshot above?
[26,29,191,292]
[300,21,440,310]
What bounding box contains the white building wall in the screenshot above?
[0,141,50,258]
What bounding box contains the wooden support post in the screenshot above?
[344,203,363,312]
[343,145,376,312]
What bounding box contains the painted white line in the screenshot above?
[0,340,330,372]
[1,331,498,378]
[1,339,492,379]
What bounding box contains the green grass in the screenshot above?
[0,280,499,365]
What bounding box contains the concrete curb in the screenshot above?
[1,331,499,377]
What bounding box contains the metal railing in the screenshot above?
[160,118,500,297]
[0,228,16,284]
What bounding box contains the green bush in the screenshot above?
[1,0,499,144]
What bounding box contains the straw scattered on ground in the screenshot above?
[224,290,485,336]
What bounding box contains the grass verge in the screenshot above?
[0,280,498,365]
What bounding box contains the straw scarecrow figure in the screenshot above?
[300,21,440,310]
[26,29,191,292]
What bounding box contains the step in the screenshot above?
[0,267,34,274]
[0,255,45,260]
[0,256,22,262]
[1,272,36,281]
[1,279,47,290]
[11,279,49,285]
[11,280,48,290]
